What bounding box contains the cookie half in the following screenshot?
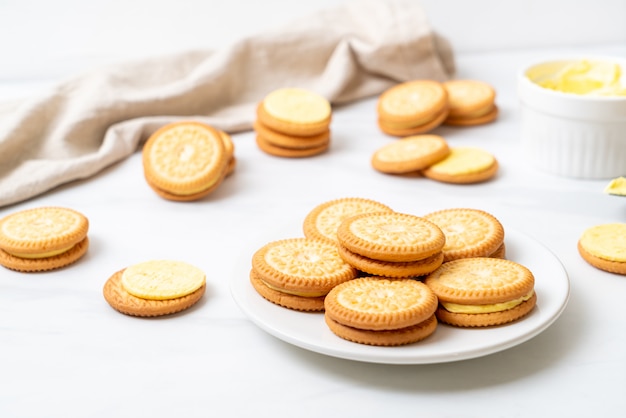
[302,197,394,245]
[0,206,89,272]
[424,257,536,327]
[424,208,505,262]
[422,146,499,184]
[371,134,450,174]
[578,223,626,275]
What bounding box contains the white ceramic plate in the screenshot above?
[230,228,570,364]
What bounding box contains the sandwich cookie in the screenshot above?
[142,121,230,201]
[578,223,626,275]
[371,134,450,174]
[251,238,358,311]
[103,260,206,317]
[0,206,89,272]
[377,80,448,137]
[423,208,505,262]
[443,80,498,126]
[324,277,438,346]
[422,146,499,184]
[425,257,536,327]
[302,197,394,245]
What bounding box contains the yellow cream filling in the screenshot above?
[8,245,74,259]
[261,279,326,298]
[429,147,494,175]
[535,60,626,96]
[441,290,534,314]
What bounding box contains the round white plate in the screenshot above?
[230,228,570,364]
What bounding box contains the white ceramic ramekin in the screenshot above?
[518,57,626,179]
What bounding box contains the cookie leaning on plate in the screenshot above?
[0,206,89,272]
[251,238,358,311]
[103,260,206,317]
[424,257,536,327]
[577,223,626,275]
[324,277,438,346]
[142,121,230,201]
[302,197,394,245]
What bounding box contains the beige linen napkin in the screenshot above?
[0,0,454,207]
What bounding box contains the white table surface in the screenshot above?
[1,1,626,417]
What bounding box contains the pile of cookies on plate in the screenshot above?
[249,197,537,347]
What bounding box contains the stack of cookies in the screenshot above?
[442,80,498,126]
[254,88,332,158]
[250,238,357,311]
[324,277,438,346]
[0,206,89,272]
[376,80,449,137]
[103,260,206,317]
[336,212,445,278]
[142,121,235,201]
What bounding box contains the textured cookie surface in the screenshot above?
[324,278,438,331]
[0,206,89,256]
[424,257,534,305]
[377,80,447,123]
[424,208,505,261]
[371,135,450,174]
[303,197,394,245]
[252,238,357,295]
[120,260,206,300]
[103,269,205,317]
[142,121,227,195]
[337,212,445,262]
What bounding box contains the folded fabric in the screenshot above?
[0,0,455,207]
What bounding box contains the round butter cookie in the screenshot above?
[0,206,89,272]
[337,245,443,278]
[578,223,626,275]
[255,134,329,158]
[249,269,325,312]
[424,257,536,327]
[377,80,448,137]
[443,79,497,123]
[302,197,394,245]
[142,121,228,201]
[257,88,331,137]
[103,265,206,317]
[371,134,450,174]
[120,259,206,300]
[424,208,505,262]
[253,120,330,149]
[422,146,498,184]
[324,277,438,346]
[251,238,357,299]
[337,212,445,262]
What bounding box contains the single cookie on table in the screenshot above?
[251,238,358,311]
[443,79,498,126]
[324,277,438,346]
[424,257,536,327]
[142,121,230,201]
[421,146,499,184]
[377,80,449,137]
[371,134,450,174]
[577,223,626,275]
[302,197,394,245]
[103,260,206,317]
[337,212,445,263]
[0,206,89,272]
[423,208,505,262]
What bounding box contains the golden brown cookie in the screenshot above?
[337,212,445,262]
[577,223,626,275]
[251,238,357,308]
[324,277,438,346]
[371,134,450,174]
[424,257,536,327]
[443,79,497,125]
[444,106,499,126]
[103,268,206,317]
[302,197,394,245]
[249,269,325,312]
[423,208,505,262]
[337,245,443,278]
[422,147,499,184]
[253,120,330,149]
[142,121,229,201]
[0,206,89,272]
[377,80,448,137]
[255,134,329,158]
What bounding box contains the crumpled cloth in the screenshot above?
[0,0,454,207]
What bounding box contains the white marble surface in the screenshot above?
[1,1,626,417]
